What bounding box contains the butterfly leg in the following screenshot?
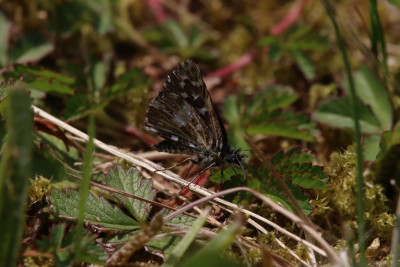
[178,162,216,195]
[154,157,193,173]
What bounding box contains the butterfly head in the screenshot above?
[224,147,246,167]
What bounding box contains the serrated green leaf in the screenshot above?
[106,167,155,223]
[247,110,315,142]
[273,147,329,188]
[261,85,299,112]
[49,188,139,230]
[209,168,235,184]
[4,65,75,95]
[223,85,315,144]
[343,64,392,131]
[314,96,382,134]
[248,148,329,215]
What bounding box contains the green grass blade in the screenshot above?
[321,0,366,265]
[0,86,33,266]
[73,115,96,263]
[162,207,210,267]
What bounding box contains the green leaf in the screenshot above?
[33,132,80,181]
[105,68,150,98]
[363,134,381,161]
[247,148,329,215]
[81,0,113,34]
[259,85,299,112]
[209,168,244,184]
[163,212,196,227]
[269,41,282,61]
[247,110,316,142]
[92,61,106,92]
[0,12,11,67]
[293,50,315,79]
[64,92,107,120]
[164,20,188,48]
[223,86,315,144]
[4,65,75,95]
[344,64,392,131]
[377,128,400,160]
[49,188,139,230]
[9,32,53,64]
[222,96,241,129]
[145,235,181,256]
[106,167,156,223]
[314,96,382,134]
[272,147,329,188]
[163,209,208,267]
[179,223,241,267]
[36,224,107,266]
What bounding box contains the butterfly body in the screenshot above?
[145,60,245,174]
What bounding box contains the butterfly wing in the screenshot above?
[145,60,226,163]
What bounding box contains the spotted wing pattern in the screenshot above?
[145,60,227,165]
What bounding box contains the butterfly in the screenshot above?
[145,60,246,183]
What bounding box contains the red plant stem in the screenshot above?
[207,53,254,78]
[269,0,309,35]
[146,0,167,23]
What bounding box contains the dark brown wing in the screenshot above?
[145,60,226,160]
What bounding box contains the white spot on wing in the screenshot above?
[189,143,195,148]
[171,135,179,141]
[147,127,158,133]
[173,115,187,126]
[196,136,202,144]
[198,107,207,115]
[151,101,164,109]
